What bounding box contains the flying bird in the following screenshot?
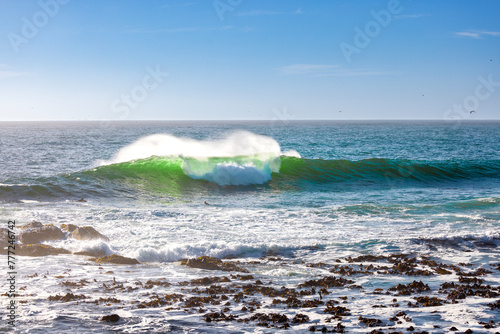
[470,110,476,114]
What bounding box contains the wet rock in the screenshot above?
[299,276,354,288]
[346,254,388,263]
[19,223,64,244]
[17,244,71,256]
[48,293,86,302]
[479,320,497,329]
[71,226,109,241]
[101,314,120,322]
[461,268,492,276]
[231,274,254,280]
[324,300,351,318]
[60,223,78,233]
[249,312,289,327]
[388,280,431,296]
[183,276,231,286]
[291,313,310,324]
[73,249,108,257]
[458,276,484,284]
[180,256,248,273]
[487,299,500,309]
[358,316,384,327]
[89,254,139,265]
[203,311,238,322]
[441,283,499,300]
[411,296,445,307]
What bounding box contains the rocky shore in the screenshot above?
[1,221,137,263]
[5,222,500,333]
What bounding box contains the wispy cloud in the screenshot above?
[279,64,399,77]
[238,8,302,17]
[455,30,500,39]
[124,26,233,34]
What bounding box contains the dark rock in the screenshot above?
[73,249,108,257]
[17,244,71,256]
[48,293,86,302]
[388,280,431,296]
[488,299,500,309]
[89,254,139,265]
[291,313,310,324]
[412,296,445,307]
[299,276,354,288]
[358,316,384,327]
[180,256,248,272]
[203,311,238,322]
[19,223,64,244]
[101,314,120,322]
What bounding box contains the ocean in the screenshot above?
[1,120,499,333]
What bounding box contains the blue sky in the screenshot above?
[1,0,499,121]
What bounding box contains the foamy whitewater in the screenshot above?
[98,130,297,186]
[1,121,499,333]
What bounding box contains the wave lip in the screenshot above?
[100,130,283,165]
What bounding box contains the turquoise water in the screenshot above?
[1,120,499,333]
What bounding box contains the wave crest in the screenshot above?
[96,131,287,186]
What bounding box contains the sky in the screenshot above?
[0,0,499,121]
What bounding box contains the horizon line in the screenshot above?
[1,119,499,123]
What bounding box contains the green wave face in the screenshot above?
[86,156,500,191]
[273,157,500,188]
[3,156,499,201]
[84,154,281,197]
[85,156,195,197]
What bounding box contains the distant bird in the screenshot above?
[339,110,342,113]
[77,198,86,202]
[204,201,210,205]
[470,110,476,114]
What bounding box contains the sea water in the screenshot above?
[0,120,499,333]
